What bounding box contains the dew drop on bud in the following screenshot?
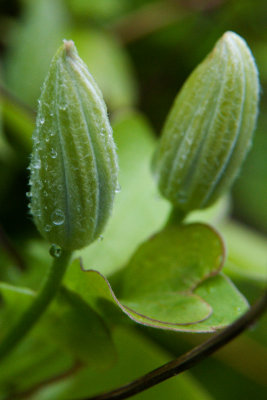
[49,244,62,258]
[45,224,52,232]
[51,209,65,226]
[50,149,57,159]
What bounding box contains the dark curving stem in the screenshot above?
[81,290,267,400]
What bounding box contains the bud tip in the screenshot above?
[63,39,75,56]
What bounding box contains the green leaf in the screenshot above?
[219,220,267,283]
[0,94,13,162]
[1,92,34,151]
[188,213,267,285]
[0,338,72,398]
[30,326,213,400]
[67,223,248,332]
[72,28,137,111]
[0,282,115,368]
[46,287,116,367]
[0,283,34,338]
[66,0,129,21]
[118,223,224,326]
[192,273,249,331]
[5,0,69,107]
[78,111,170,276]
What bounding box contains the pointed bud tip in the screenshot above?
[63,39,75,56]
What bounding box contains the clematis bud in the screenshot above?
[152,31,259,212]
[28,40,118,250]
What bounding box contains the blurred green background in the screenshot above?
[0,1,266,399]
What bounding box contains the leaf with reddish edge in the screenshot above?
[64,223,249,332]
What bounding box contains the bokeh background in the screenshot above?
[0,1,266,399]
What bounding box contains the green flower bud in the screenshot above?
[28,40,118,251]
[152,31,259,212]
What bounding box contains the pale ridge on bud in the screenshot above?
[29,40,118,250]
[152,31,259,212]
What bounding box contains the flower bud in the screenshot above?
[152,31,259,212]
[29,40,118,250]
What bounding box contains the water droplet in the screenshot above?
[32,209,42,217]
[26,192,32,198]
[40,117,45,125]
[49,111,54,117]
[50,149,57,159]
[98,235,104,242]
[59,104,67,111]
[32,159,41,169]
[115,183,121,193]
[49,244,62,258]
[177,191,188,204]
[51,209,65,225]
[45,224,51,232]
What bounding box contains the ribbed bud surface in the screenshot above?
[152,31,259,212]
[29,40,118,250]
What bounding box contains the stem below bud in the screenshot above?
[0,250,72,362]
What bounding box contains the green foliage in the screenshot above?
[0,282,116,368]
[0,0,266,399]
[5,0,69,107]
[66,223,248,333]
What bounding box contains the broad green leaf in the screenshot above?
[65,0,129,21]
[78,111,170,276]
[118,223,224,326]
[0,282,115,369]
[67,223,248,332]
[192,273,249,331]
[232,115,267,233]
[46,287,116,367]
[31,326,213,400]
[0,337,73,399]
[1,92,34,151]
[5,0,69,107]
[0,93,13,162]
[219,220,267,283]
[0,239,51,290]
[72,28,137,111]
[0,96,16,204]
[188,209,267,285]
[0,284,70,397]
[0,283,34,339]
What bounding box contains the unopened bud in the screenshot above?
[152,31,259,212]
[29,40,118,250]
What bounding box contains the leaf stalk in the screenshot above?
[0,249,72,362]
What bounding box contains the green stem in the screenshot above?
[0,249,72,362]
[166,207,186,227]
